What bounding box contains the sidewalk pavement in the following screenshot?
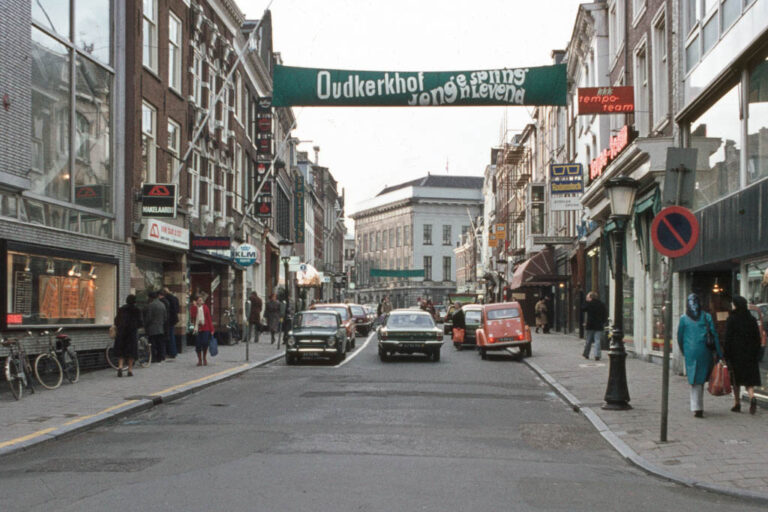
[521,332,768,504]
[0,338,284,457]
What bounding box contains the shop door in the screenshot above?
[190,266,222,331]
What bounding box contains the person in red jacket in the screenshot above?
[190,295,213,366]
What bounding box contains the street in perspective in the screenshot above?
[2,0,768,510]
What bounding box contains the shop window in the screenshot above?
[690,85,741,209]
[748,57,768,184]
[745,260,768,304]
[650,249,668,353]
[5,250,116,327]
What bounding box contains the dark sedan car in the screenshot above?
[285,311,348,364]
[349,303,373,336]
[377,310,444,362]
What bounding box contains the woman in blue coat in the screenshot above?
[677,293,723,418]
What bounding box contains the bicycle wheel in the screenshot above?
[5,357,23,400]
[34,353,63,390]
[105,344,119,370]
[137,336,152,368]
[61,348,80,383]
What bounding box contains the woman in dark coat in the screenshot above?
[114,295,143,377]
[724,295,762,414]
[264,293,282,345]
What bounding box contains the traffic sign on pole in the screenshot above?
[651,206,699,258]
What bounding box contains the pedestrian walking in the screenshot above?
[723,295,762,414]
[264,293,281,345]
[677,293,723,418]
[113,295,143,377]
[190,295,213,366]
[582,291,607,360]
[248,291,263,343]
[145,291,168,363]
[161,288,180,358]
[377,299,383,317]
[383,296,393,314]
[535,298,548,333]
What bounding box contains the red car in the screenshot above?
[475,302,532,359]
[348,303,373,336]
[309,303,357,349]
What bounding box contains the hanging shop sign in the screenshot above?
[294,175,305,244]
[532,236,574,245]
[191,236,232,260]
[494,223,506,239]
[256,97,273,156]
[550,163,582,179]
[550,179,584,195]
[577,86,635,115]
[234,243,260,266]
[589,125,634,180]
[141,184,177,218]
[254,195,272,217]
[550,196,582,211]
[141,218,189,250]
[272,64,567,107]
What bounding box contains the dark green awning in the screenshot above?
[370,268,424,278]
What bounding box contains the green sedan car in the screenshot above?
[377,310,444,362]
[285,310,348,365]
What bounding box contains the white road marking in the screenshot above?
[335,330,376,368]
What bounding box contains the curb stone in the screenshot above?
[521,355,768,505]
[0,352,284,459]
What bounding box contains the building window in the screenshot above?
[423,224,432,245]
[167,119,180,182]
[192,50,203,105]
[404,225,410,246]
[634,40,649,136]
[277,187,290,239]
[748,56,768,184]
[424,256,432,281]
[382,228,387,250]
[389,228,394,248]
[168,12,182,92]
[142,0,157,72]
[234,143,243,211]
[396,226,401,247]
[652,10,669,127]
[5,249,117,327]
[188,150,200,216]
[443,256,451,281]
[689,84,741,209]
[442,225,452,245]
[608,1,624,60]
[141,102,157,183]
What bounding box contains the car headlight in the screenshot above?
[286,336,296,347]
[327,336,337,347]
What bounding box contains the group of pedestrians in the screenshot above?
[112,288,180,377]
[577,289,762,417]
[247,291,288,346]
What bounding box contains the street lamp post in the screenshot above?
[278,239,294,334]
[602,176,639,411]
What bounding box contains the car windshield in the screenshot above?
[350,306,365,316]
[386,313,435,328]
[316,306,348,320]
[486,308,520,320]
[465,311,482,323]
[299,313,338,328]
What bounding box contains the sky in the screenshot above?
[240,0,582,231]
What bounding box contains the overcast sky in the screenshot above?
[240,0,582,231]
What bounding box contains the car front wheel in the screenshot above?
[479,348,487,360]
[433,350,441,362]
[378,347,388,362]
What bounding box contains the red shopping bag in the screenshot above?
[452,328,465,343]
[708,360,732,396]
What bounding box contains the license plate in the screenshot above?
[403,343,423,349]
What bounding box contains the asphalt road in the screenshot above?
[0,332,763,512]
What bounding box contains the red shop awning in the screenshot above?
[508,248,561,289]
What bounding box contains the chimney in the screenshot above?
[313,146,320,165]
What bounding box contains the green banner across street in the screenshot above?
[370,269,425,278]
[272,64,567,107]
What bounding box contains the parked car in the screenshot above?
[434,304,447,323]
[309,303,356,348]
[349,303,373,336]
[748,304,767,361]
[453,304,483,350]
[285,310,348,364]
[475,302,532,359]
[377,309,444,362]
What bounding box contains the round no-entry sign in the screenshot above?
[651,206,699,258]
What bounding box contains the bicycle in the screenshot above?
[2,332,36,400]
[223,306,243,344]
[106,332,152,370]
[34,328,79,390]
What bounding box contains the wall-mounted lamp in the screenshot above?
[24,256,31,272]
[712,278,723,294]
[46,258,55,274]
[89,266,98,280]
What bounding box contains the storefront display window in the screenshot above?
[745,259,768,304]
[5,250,116,326]
[747,56,768,185]
[622,228,635,350]
[650,249,668,353]
[690,85,741,210]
